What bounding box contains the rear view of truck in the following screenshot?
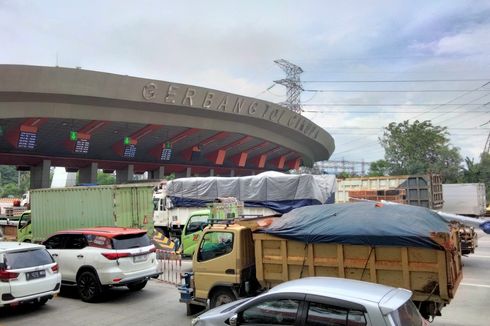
[182,202,462,320]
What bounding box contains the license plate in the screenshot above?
[133,254,148,263]
[26,270,46,281]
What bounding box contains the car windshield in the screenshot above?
[4,248,54,269]
[112,233,152,249]
[389,300,424,326]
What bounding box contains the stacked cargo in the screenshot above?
[348,189,406,204]
[337,174,443,209]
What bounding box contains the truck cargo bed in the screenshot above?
[253,230,462,305]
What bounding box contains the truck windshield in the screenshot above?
[197,231,233,261]
[18,213,31,229]
[185,215,209,235]
[389,300,425,326]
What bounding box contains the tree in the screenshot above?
[97,172,116,185]
[479,153,490,203]
[379,120,462,181]
[368,160,390,176]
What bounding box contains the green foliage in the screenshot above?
[478,153,490,203]
[96,172,116,185]
[165,173,176,181]
[0,165,30,197]
[0,183,23,197]
[368,160,390,176]
[379,120,462,181]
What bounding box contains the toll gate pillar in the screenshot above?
[30,159,51,189]
[116,164,134,183]
[79,162,98,184]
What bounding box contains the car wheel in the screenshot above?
[77,271,102,302]
[210,288,236,308]
[127,280,148,291]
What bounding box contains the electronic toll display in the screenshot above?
[160,148,172,161]
[17,130,37,149]
[123,144,137,158]
[74,139,90,154]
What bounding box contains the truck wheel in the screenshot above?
[77,271,102,302]
[127,280,147,291]
[210,288,236,308]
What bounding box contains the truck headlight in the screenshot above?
[191,317,200,326]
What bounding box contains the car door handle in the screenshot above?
[77,255,84,259]
[51,253,58,257]
[225,269,235,274]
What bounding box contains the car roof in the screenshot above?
[0,241,44,252]
[268,277,412,312]
[52,226,147,238]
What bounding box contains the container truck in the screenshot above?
[153,172,336,238]
[442,183,487,217]
[336,174,443,209]
[179,202,462,319]
[16,184,154,243]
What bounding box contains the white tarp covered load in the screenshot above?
[166,172,336,213]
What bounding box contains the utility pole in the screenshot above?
[274,59,304,114]
[481,120,490,154]
[485,133,490,154]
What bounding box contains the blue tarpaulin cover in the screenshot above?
[260,202,451,249]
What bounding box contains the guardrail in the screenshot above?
[156,249,182,285]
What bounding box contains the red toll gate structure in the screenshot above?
[0,65,335,188]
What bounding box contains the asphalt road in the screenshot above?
[1,231,489,326]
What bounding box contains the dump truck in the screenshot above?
[179,202,463,319]
[16,184,154,243]
[336,174,443,209]
[153,171,336,238]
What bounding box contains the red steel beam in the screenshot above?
[181,131,229,161]
[206,136,252,165]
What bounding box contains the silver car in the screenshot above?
[191,277,428,326]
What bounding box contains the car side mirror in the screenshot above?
[229,314,238,326]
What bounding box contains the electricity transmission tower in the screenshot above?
[274,59,304,114]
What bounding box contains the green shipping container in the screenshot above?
[31,184,154,242]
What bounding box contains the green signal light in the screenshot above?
[165,142,172,149]
[124,137,130,145]
[70,131,77,141]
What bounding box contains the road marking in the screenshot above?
[461,282,490,288]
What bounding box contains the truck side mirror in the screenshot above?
[229,314,238,326]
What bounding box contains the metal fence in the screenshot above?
[156,249,182,285]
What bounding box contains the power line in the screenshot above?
[303,79,490,83]
[304,110,490,114]
[408,82,490,121]
[303,103,489,107]
[304,89,490,93]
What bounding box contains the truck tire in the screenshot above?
[127,280,147,291]
[77,271,102,302]
[210,288,236,308]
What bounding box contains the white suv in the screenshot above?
[43,227,160,302]
[0,242,61,307]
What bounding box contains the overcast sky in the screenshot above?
[2,0,490,167]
